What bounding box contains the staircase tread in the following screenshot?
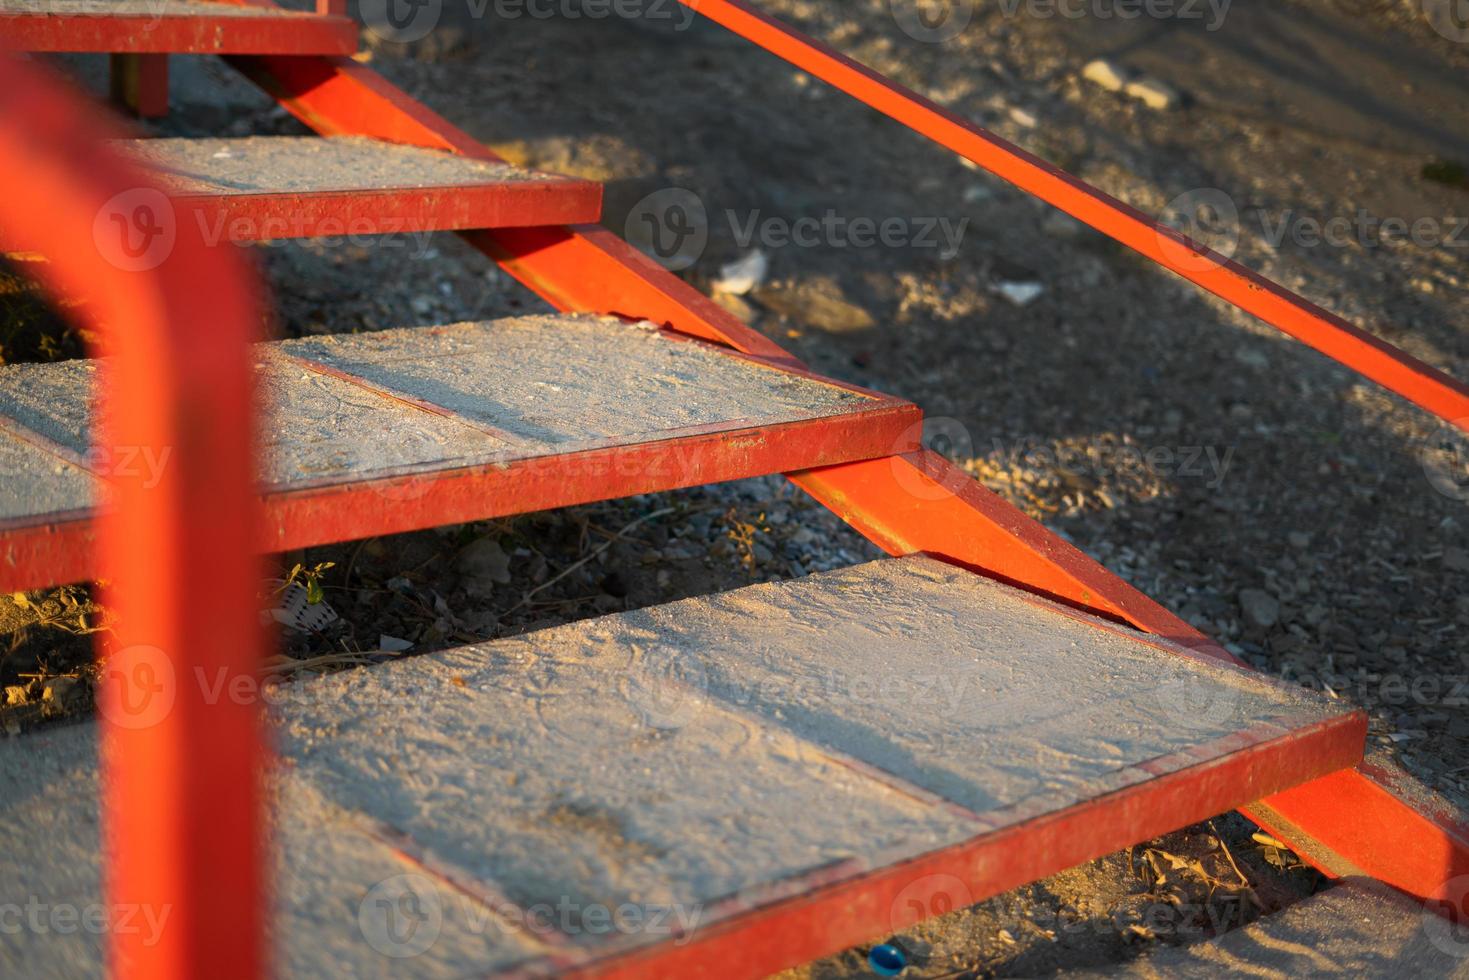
[0,0,357,54]
[1,0,317,15]
[121,136,578,196]
[0,557,1364,976]
[0,314,916,588]
[0,137,601,248]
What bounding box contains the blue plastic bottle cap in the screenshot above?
[868,942,907,976]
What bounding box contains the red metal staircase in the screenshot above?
[1,2,1468,978]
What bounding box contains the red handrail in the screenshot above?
[0,58,267,979]
[678,0,1469,431]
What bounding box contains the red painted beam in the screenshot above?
[0,182,604,251]
[0,8,358,55]
[676,0,1469,431]
[172,182,603,240]
[0,57,268,980]
[0,404,920,593]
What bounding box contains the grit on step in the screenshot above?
[0,724,548,980]
[0,0,357,55]
[0,557,1364,978]
[0,313,917,590]
[1068,879,1469,978]
[14,136,601,246]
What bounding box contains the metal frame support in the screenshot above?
[218,21,1469,909]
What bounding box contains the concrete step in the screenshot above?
[0,313,918,590]
[1,136,601,248]
[0,556,1364,977]
[0,0,357,55]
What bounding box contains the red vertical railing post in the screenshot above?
[0,58,268,979]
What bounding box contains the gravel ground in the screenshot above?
[3,0,1468,973]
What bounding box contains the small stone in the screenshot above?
[1443,547,1469,573]
[41,676,79,704]
[993,280,1045,307]
[754,278,874,335]
[1288,531,1311,549]
[1082,58,1128,92]
[378,635,414,653]
[1124,77,1181,111]
[712,250,768,296]
[710,290,755,322]
[457,537,512,597]
[1008,106,1038,128]
[1239,588,1281,629]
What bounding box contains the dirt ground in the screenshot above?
[4,0,1469,974]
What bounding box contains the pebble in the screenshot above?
[712,250,768,296]
[1443,547,1469,573]
[1082,59,1128,93]
[1239,588,1281,629]
[993,280,1045,307]
[1124,77,1181,111]
[457,537,512,598]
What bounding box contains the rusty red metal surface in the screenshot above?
[0,57,267,979]
[0,6,357,55]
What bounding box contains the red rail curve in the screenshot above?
[0,58,267,980]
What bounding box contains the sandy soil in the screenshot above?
[4,0,1468,974]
